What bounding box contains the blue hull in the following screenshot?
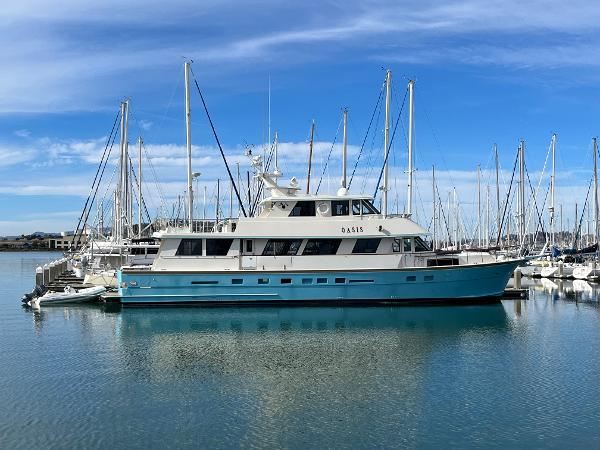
[118,259,522,305]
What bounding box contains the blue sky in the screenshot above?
[2,0,600,235]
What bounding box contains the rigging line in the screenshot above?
[496,149,519,246]
[348,82,384,190]
[142,144,167,211]
[71,110,120,251]
[73,118,119,250]
[521,145,551,248]
[360,98,384,194]
[128,155,153,226]
[315,117,343,195]
[574,178,593,247]
[372,87,408,200]
[189,67,247,218]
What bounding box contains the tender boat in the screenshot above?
[27,285,106,307]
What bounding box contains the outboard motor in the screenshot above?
[21,284,47,304]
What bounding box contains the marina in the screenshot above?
[2,251,600,448]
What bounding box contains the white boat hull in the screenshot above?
[30,286,106,306]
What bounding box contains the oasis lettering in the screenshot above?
[341,226,364,233]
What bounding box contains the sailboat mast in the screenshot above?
[477,164,481,247]
[518,140,525,245]
[407,80,415,216]
[341,108,348,190]
[306,120,315,194]
[486,185,490,247]
[383,70,392,217]
[495,144,500,244]
[593,137,599,245]
[138,137,143,238]
[432,166,436,250]
[550,133,556,247]
[184,61,194,232]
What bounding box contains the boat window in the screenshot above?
[258,278,269,284]
[331,200,349,216]
[335,277,346,284]
[403,237,412,252]
[352,200,379,215]
[232,279,243,285]
[392,238,401,252]
[427,258,459,267]
[316,278,328,284]
[289,201,316,217]
[280,278,292,284]
[302,278,313,284]
[302,239,342,255]
[130,247,145,255]
[262,239,302,256]
[175,239,203,256]
[206,239,233,256]
[352,238,381,254]
[406,276,416,282]
[415,237,430,252]
[362,200,379,214]
[245,240,253,253]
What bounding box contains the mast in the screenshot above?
[306,120,315,194]
[341,108,348,191]
[477,164,481,247]
[594,137,599,246]
[453,188,459,249]
[495,144,500,244]
[550,133,556,247]
[432,166,436,250]
[383,69,392,217]
[116,100,129,241]
[407,79,415,216]
[184,61,194,232]
[137,137,143,238]
[216,179,220,224]
[518,140,525,245]
[486,184,490,248]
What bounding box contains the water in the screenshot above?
[1,252,600,449]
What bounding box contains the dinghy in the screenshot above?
[27,285,106,307]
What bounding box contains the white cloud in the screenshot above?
[0,147,36,166]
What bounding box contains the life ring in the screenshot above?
[317,202,329,215]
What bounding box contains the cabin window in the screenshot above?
[331,200,350,216]
[335,277,346,284]
[406,276,416,282]
[245,240,253,253]
[232,279,243,285]
[427,258,459,267]
[280,278,292,284]
[258,278,269,284]
[317,278,328,284]
[352,238,381,254]
[206,239,233,256]
[175,239,203,256]
[392,238,401,252]
[415,237,430,252]
[289,201,316,217]
[302,239,342,255]
[262,239,302,256]
[302,278,313,284]
[403,238,412,252]
[352,200,379,215]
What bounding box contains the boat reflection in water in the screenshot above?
[526,277,600,303]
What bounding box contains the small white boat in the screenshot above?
[28,285,106,307]
[572,264,600,280]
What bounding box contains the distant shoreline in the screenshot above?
[0,248,63,253]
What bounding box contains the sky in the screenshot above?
[2,0,600,236]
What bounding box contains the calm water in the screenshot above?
[1,252,600,449]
